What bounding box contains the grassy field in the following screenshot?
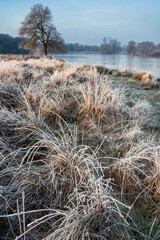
[0,55,159,239]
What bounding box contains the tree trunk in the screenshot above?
[44,44,48,56]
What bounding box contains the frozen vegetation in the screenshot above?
[0,56,159,239]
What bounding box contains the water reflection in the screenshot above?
[53,53,160,77]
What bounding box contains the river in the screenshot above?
[52,53,160,77]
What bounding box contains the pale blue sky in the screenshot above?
[0,0,159,45]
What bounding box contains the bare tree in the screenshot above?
[126,41,137,55]
[137,41,155,55]
[100,38,121,54]
[19,4,66,56]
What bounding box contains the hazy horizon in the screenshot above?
[0,0,159,45]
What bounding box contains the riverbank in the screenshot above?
[0,56,159,239]
[52,53,160,78]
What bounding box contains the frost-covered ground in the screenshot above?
[0,56,159,239]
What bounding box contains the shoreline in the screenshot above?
[1,51,160,59]
[55,52,160,58]
[0,54,159,88]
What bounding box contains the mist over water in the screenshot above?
[52,53,160,77]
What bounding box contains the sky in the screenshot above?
[0,0,159,45]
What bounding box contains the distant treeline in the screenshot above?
[0,33,160,57]
[66,38,122,54]
[126,41,160,57]
[67,40,160,56]
[0,34,122,54]
[0,34,29,54]
[66,43,100,53]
